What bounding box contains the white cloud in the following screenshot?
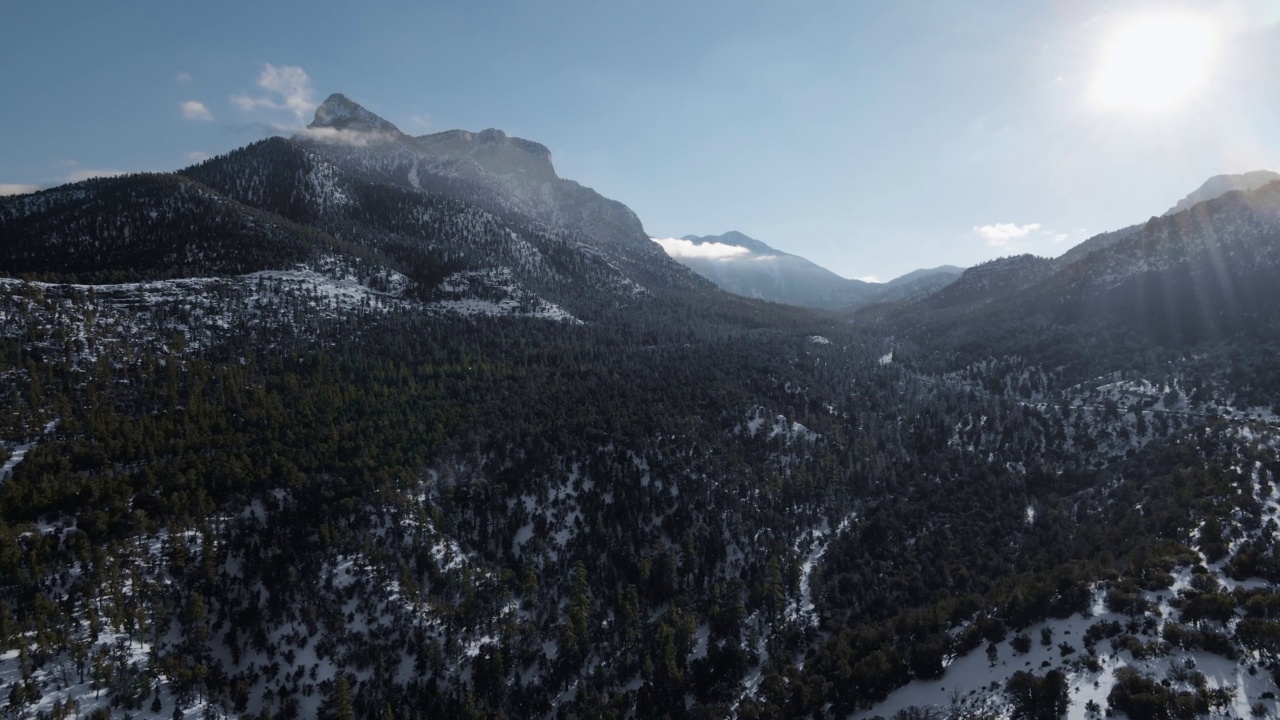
[652,237,751,260]
[857,275,883,284]
[231,63,316,122]
[184,151,210,163]
[176,72,193,83]
[293,126,397,147]
[180,100,214,121]
[0,183,41,196]
[973,222,1042,246]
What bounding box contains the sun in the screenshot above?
[1091,12,1218,114]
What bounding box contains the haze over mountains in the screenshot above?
[5,92,1280,719]
[1165,170,1280,216]
[652,231,964,310]
[658,170,1280,314]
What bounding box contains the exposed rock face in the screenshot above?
[308,93,403,134]
[300,93,662,261]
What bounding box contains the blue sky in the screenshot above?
[3,1,1279,280]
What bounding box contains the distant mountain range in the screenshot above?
[658,171,1279,314]
[654,231,964,310]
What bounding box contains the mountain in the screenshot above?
[872,174,1280,362]
[922,254,1057,310]
[867,264,965,305]
[176,137,660,321]
[1045,180,1280,341]
[6,96,1280,720]
[655,231,875,308]
[1052,222,1143,269]
[294,94,686,292]
[1164,169,1280,216]
[656,230,963,309]
[906,168,1280,342]
[882,264,965,287]
[0,173,327,282]
[1053,170,1280,269]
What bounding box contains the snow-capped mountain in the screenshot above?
[655,230,963,309]
[654,231,877,309]
[176,137,658,317]
[293,94,684,292]
[306,92,402,134]
[0,134,685,328]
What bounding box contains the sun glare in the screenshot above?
[1091,13,1217,114]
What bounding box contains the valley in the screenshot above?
[1,93,1280,720]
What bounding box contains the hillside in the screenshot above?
[2,98,1280,720]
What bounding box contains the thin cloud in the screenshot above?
[231,64,316,122]
[406,114,433,133]
[973,222,1042,246]
[184,151,210,163]
[0,183,41,197]
[176,72,193,84]
[293,126,398,147]
[180,101,215,121]
[64,168,126,183]
[652,237,751,261]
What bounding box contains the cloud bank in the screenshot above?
[293,126,399,148]
[0,184,41,197]
[651,237,751,260]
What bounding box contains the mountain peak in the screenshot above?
[413,127,556,184]
[309,93,402,135]
[1165,170,1280,216]
[680,231,780,256]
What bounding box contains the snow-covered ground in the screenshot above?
[855,587,1278,720]
[741,406,820,444]
[430,267,580,323]
[786,514,857,629]
[859,421,1280,719]
[0,443,32,481]
[0,420,57,483]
